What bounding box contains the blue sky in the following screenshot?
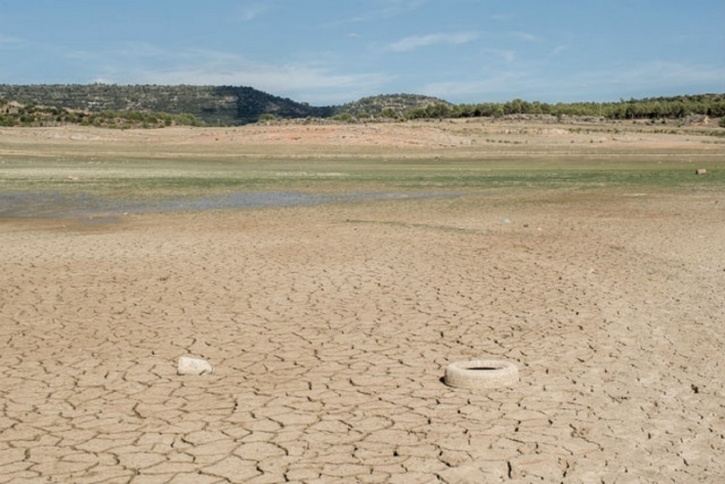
[1,0,723,105]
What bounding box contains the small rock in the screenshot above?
[177,356,213,375]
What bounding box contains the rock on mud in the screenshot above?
[177,356,214,375]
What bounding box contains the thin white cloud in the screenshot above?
[150,66,388,105]
[236,4,271,22]
[142,64,385,91]
[66,42,174,62]
[419,73,528,101]
[578,60,725,93]
[0,33,22,46]
[347,0,428,23]
[629,61,725,85]
[511,31,537,42]
[116,41,168,58]
[483,48,516,63]
[423,60,725,103]
[89,48,390,104]
[386,31,479,52]
[549,45,568,57]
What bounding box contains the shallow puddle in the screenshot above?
[0,190,452,219]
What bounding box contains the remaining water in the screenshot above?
[0,190,451,219]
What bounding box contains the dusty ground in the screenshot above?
[1,121,724,483]
[2,117,723,151]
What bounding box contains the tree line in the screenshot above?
[402,94,725,122]
[1,87,723,128]
[0,100,201,128]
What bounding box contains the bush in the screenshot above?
[257,113,277,123]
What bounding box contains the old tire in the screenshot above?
[444,360,519,389]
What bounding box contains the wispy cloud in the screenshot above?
[419,73,529,101]
[84,47,389,104]
[236,4,271,22]
[347,0,428,23]
[424,60,725,103]
[483,48,517,63]
[386,31,478,52]
[511,31,537,42]
[147,66,388,105]
[65,42,171,63]
[578,60,725,95]
[143,63,384,90]
[0,33,23,46]
[624,61,725,85]
[549,45,568,57]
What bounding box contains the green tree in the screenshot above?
[380,107,398,118]
[425,103,451,118]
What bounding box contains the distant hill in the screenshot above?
[1,84,723,128]
[0,85,453,126]
[0,84,334,125]
[335,93,451,118]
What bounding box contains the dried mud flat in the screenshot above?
[1,121,725,483]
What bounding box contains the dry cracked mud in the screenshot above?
[2,186,724,483]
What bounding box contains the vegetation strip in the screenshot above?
[1,85,723,127]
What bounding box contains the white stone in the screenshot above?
[177,356,214,375]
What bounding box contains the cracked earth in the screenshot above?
[1,189,723,483]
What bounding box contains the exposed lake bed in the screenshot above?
[1,120,724,482]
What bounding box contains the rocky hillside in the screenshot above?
[335,93,451,118]
[0,84,334,125]
[0,85,452,126]
[2,84,722,128]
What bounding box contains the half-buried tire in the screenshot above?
[444,360,519,389]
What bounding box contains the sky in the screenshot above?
[1,0,723,106]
